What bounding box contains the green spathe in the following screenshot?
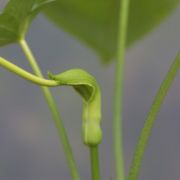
[48,69,102,146]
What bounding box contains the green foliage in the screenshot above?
[0,1,180,179]
[1,0,179,61]
[0,0,55,46]
[44,0,180,62]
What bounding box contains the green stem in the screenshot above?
[19,39,80,180]
[90,146,100,180]
[127,52,180,180]
[0,56,58,86]
[113,0,130,180]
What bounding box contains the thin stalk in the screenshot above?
[127,52,180,180]
[19,39,80,180]
[113,0,130,180]
[0,56,59,86]
[90,146,100,180]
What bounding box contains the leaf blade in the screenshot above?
[44,0,180,62]
[0,0,55,46]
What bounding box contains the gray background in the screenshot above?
[0,1,180,179]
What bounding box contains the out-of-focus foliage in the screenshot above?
[0,0,55,46]
[0,0,179,61]
[44,0,180,62]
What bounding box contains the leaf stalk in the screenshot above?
[19,39,80,180]
[127,52,180,180]
[113,0,130,180]
[90,146,100,180]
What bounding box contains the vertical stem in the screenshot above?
[113,0,130,180]
[19,39,80,180]
[127,52,180,180]
[90,146,100,180]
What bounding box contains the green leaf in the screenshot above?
[44,0,180,62]
[0,0,55,47]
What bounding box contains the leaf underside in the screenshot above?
[0,0,179,63]
[44,0,180,62]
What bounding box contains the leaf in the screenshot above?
[44,0,180,62]
[48,69,102,146]
[0,0,55,47]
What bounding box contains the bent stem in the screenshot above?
[19,39,80,180]
[113,0,130,180]
[90,146,100,180]
[127,52,180,180]
[0,57,59,86]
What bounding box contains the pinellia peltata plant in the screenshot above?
[0,0,180,180]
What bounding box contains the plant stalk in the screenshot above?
[113,0,130,180]
[0,56,59,86]
[19,39,80,180]
[90,146,100,180]
[127,52,180,180]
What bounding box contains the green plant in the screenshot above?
[0,0,179,180]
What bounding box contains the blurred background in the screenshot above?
[0,0,180,180]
